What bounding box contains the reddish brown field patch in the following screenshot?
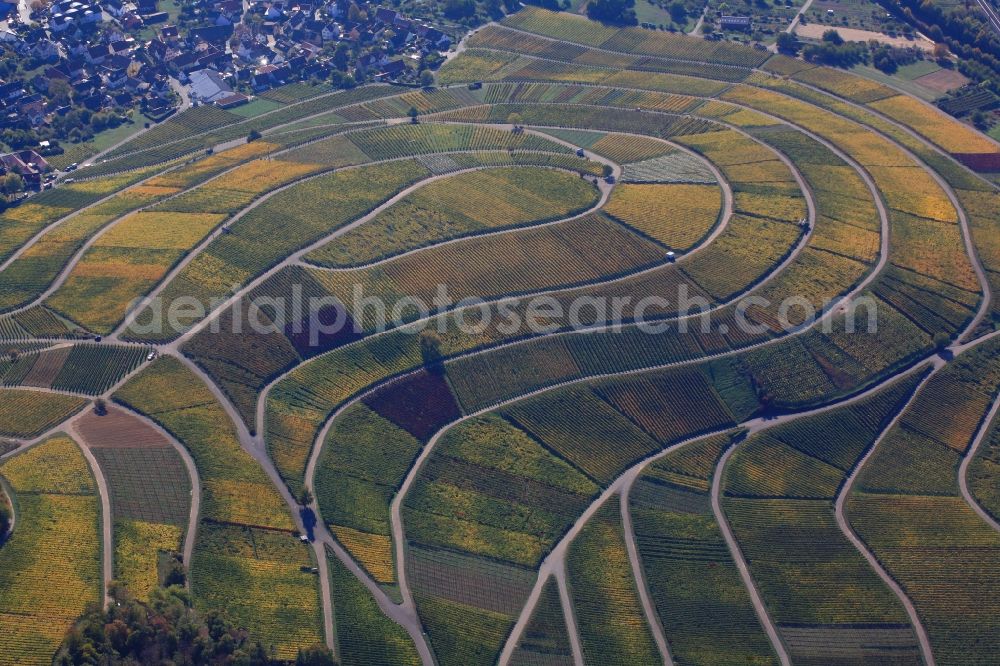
[76,406,172,449]
[912,68,970,94]
[363,370,461,440]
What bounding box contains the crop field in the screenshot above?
[75,406,191,599]
[316,212,665,320]
[5,7,1000,664]
[306,166,599,267]
[629,433,778,665]
[327,549,421,665]
[509,579,573,665]
[0,390,87,438]
[604,183,721,250]
[113,357,324,656]
[0,436,101,666]
[404,413,597,566]
[846,341,1000,664]
[720,374,925,661]
[970,414,1000,522]
[567,497,660,665]
[123,160,431,342]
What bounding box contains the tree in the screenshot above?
[444,0,476,19]
[506,111,523,126]
[48,78,72,105]
[333,42,351,71]
[972,110,990,129]
[298,487,315,506]
[1,173,23,196]
[247,129,262,142]
[776,31,799,54]
[420,69,435,88]
[55,585,334,665]
[296,646,337,666]
[602,164,614,178]
[587,0,637,25]
[347,2,367,22]
[408,106,420,123]
[669,1,686,24]
[161,554,186,587]
[420,330,444,374]
[93,399,107,416]
[822,28,845,45]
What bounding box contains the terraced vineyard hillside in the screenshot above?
[2,7,1000,665]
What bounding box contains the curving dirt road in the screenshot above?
[831,362,942,666]
[5,33,1000,663]
[67,420,114,608]
[958,390,1000,533]
[619,481,674,664]
[710,442,791,666]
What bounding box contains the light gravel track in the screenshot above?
[67,420,114,608]
[957,387,1000,532]
[126,141,618,349]
[830,362,941,666]
[619,480,673,664]
[500,353,940,665]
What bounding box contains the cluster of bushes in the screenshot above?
[801,29,870,66]
[55,585,336,666]
[588,0,638,24]
[778,29,926,75]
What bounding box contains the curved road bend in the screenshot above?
[127,97,814,351]
[121,148,616,346]
[958,389,1000,533]
[620,480,674,664]
[12,118,383,328]
[167,351,434,662]
[831,361,943,666]
[710,443,791,666]
[261,111,808,444]
[67,418,114,608]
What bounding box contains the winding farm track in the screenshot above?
[0,117,382,324]
[120,140,619,347]
[957,372,1000,533]
[710,442,791,666]
[291,86,898,661]
[0,163,181,276]
[77,85,396,175]
[830,362,941,666]
[67,420,114,607]
[263,107,819,443]
[619,480,673,664]
[4,16,1000,663]
[498,350,950,664]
